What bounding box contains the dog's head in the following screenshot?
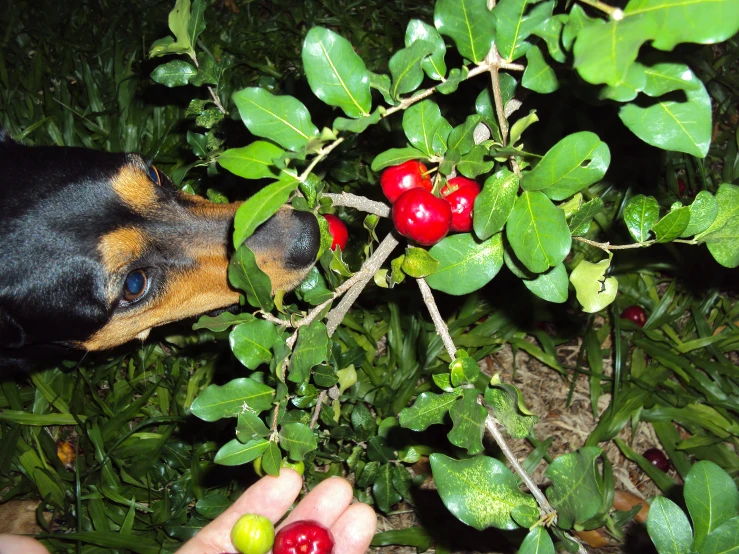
[0,133,319,370]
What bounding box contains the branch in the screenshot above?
[486,45,510,146]
[484,414,589,554]
[324,192,391,218]
[326,232,400,336]
[578,0,624,19]
[416,278,456,359]
[299,137,346,183]
[574,236,655,252]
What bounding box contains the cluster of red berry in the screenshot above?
[382,160,481,246]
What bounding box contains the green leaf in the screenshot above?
[229,320,279,370]
[302,27,372,118]
[236,412,270,443]
[371,147,428,172]
[195,494,231,519]
[289,321,329,383]
[619,65,711,157]
[545,447,608,528]
[369,71,394,105]
[426,232,504,295]
[218,141,285,180]
[473,168,519,240]
[187,0,207,51]
[569,197,604,236]
[457,145,494,178]
[434,0,495,63]
[448,389,486,455]
[436,67,469,95]
[233,176,300,248]
[430,453,537,530]
[450,351,480,387]
[373,463,403,513]
[389,40,436,99]
[701,518,739,554]
[399,391,461,431]
[652,206,690,243]
[233,88,319,152]
[150,60,196,87]
[192,311,257,332]
[448,115,483,157]
[522,45,559,94]
[521,131,610,201]
[509,110,540,146]
[522,263,568,303]
[228,244,274,311]
[475,77,517,139]
[623,194,660,242]
[681,191,718,237]
[493,0,554,62]
[569,257,618,313]
[149,0,194,58]
[697,184,739,268]
[647,496,693,554]
[625,0,739,51]
[333,109,381,133]
[406,19,447,80]
[214,438,269,466]
[685,460,739,550]
[506,191,571,273]
[484,383,538,438]
[261,442,282,476]
[519,527,555,554]
[190,378,275,421]
[532,14,566,62]
[403,100,452,157]
[401,246,439,278]
[279,422,317,460]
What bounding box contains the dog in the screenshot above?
[0,131,320,372]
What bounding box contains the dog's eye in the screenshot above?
[146,165,161,186]
[122,270,149,303]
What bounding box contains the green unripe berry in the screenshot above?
[230,513,275,554]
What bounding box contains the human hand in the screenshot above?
[0,470,376,554]
[179,469,376,554]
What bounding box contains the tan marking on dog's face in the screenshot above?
[98,227,148,275]
[111,165,158,213]
[80,250,240,351]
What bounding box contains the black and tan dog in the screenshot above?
[0,131,319,372]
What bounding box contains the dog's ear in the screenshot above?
[0,310,26,349]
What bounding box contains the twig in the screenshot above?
[207,86,227,115]
[326,233,400,336]
[574,236,654,251]
[310,390,328,429]
[299,137,346,182]
[485,414,553,513]
[416,278,457,359]
[324,192,391,218]
[578,0,624,19]
[486,45,510,146]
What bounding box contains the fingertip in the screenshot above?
[0,535,50,554]
[331,502,378,554]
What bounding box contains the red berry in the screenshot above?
[621,305,647,327]
[322,214,348,251]
[441,176,481,232]
[273,520,335,554]
[678,178,686,197]
[392,188,452,246]
[643,448,670,472]
[380,160,433,203]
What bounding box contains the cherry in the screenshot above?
[322,214,348,251]
[273,520,335,554]
[621,305,647,327]
[441,176,481,232]
[643,448,670,472]
[392,188,452,246]
[230,513,275,554]
[380,160,433,203]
